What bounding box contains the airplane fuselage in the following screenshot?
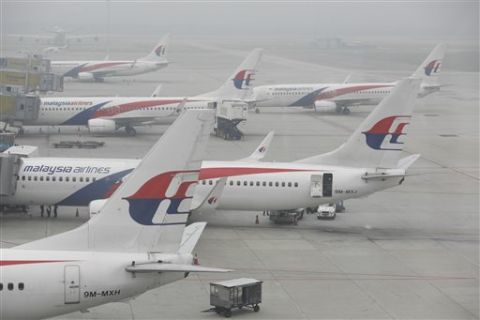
[27,97,213,127]
[5,157,404,211]
[253,82,396,109]
[52,60,168,80]
[0,249,189,319]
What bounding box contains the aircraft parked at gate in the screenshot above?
[9,26,100,47]
[51,34,170,81]
[253,44,445,114]
[0,110,229,320]
[6,78,422,216]
[25,49,262,135]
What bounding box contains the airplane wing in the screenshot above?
[238,131,274,161]
[125,263,231,273]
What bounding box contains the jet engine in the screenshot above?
[314,100,337,112]
[88,118,117,134]
[89,199,108,218]
[77,72,95,80]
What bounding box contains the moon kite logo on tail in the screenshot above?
[362,116,411,151]
[232,69,255,89]
[424,60,441,76]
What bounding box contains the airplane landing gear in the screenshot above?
[255,108,260,114]
[125,126,137,136]
[342,107,351,115]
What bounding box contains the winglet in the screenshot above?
[178,222,207,254]
[175,97,188,115]
[239,131,274,162]
[190,177,227,213]
[151,84,162,97]
[397,154,420,169]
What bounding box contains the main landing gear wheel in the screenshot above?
[125,126,137,136]
[253,305,260,312]
[342,107,351,115]
[335,105,343,113]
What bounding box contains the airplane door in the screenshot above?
[310,173,333,198]
[322,173,333,197]
[64,265,80,304]
[310,174,323,197]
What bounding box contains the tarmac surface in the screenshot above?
[1,36,479,319]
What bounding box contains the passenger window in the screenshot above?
[59,177,63,182]
[72,177,76,182]
[18,283,24,290]
[256,181,260,186]
[92,177,96,182]
[294,182,298,187]
[249,181,254,186]
[281,182,285,187]
[79,177,83,182]
[8,283,13,291]
[275,182,279,187]
[46,176,50,181]
[288,182,292,187]
[243,181,247,186]
[52,177,56,182]
[40,176,44,181]
[34,176,37,181]
[209,180,213,185]
[66,177,70,182]
[268,182,273,187]
[86,177,90,182]
[236,181,240,186]
[229,180,233,186]
[0,283,3,290]
[16,175,19,181]
[262,182,266,187]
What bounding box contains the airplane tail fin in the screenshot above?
[141,34,170,62]
[411,43,446,97]
[200,48,263,101]
[297,78,421,169]
[18,110,215,253]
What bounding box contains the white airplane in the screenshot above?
[5,78,421,216]
[253,44,445,114]
[26,48,262,135]
[0,109,231,320]
[51,34,170,81]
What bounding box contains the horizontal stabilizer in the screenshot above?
[239,131,274,161]
[125,263,231,273]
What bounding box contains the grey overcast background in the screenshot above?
[1,1,478,39]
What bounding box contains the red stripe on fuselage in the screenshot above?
[80,62,131,73]
[316,84,392,101]
[199,167,311,180]
[93,99,183,118]
[0,260,74,267]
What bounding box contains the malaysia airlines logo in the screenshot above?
[258,146,266,153]
[424,60,441,76]
[155,45,166,56]
[362,116,411,150]
[123,170,198,225]
[232,69,255,90]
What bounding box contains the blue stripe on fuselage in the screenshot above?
[288,87,328,107]
[60,101,111,125]
[56,168,133,206]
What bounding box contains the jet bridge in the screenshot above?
[0,153,20,197]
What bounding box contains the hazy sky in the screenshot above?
[1,1,478,39]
